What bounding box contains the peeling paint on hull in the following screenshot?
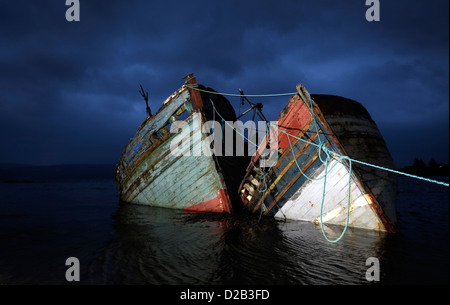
[239,85,396,232]
[115,74,247,214]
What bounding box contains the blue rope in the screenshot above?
[344,158,449,187]
[284,128,351,243]
[195,84,449,188]
[279,128,449,187]
[207,93,448,243]
[185,83,296,98]
[305,90,352,243]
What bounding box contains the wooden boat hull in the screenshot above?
[115,74,248,213]
[238,86,396,232]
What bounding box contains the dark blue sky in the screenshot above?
[0,0,448,168]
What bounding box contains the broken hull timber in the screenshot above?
[239,86,397,232]
[115,74,248,213]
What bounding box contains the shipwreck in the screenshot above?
[115,73,249,213]
[238,84,397,232]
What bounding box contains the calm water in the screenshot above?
[0,165,448,285]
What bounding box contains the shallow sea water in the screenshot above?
[0,166,448,286]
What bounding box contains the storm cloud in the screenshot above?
[0,0,448,167]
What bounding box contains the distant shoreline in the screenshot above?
[0,164,116,183]
[398,164,449,177]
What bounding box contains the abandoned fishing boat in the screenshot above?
[238,84,397,232]
[115,73,249,213]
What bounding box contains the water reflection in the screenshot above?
[0,172,446,285]
[87,201,394,284]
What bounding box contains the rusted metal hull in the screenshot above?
[238,86,397,232]
[115,74,248,213]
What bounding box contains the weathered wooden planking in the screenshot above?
[197,85,252,206]
[274,158,384,231]
[257,136,328,215]
[312,94,397,226]
[115,74,238,213]
[120,112,231,212]
[276,95,313,152]
[117,88,190,181]
[238,87,396,232]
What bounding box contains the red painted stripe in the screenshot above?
[248,95,312,166]
[183,189,232,213]
[185,73,203,110]
[276,97,312,152]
